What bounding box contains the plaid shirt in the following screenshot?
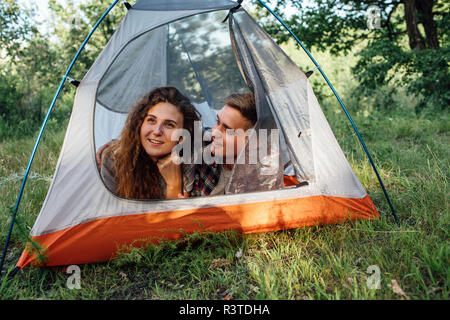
[190,162,221,197]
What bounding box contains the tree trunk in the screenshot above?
[415,0,439,49]
[404,0,426,50]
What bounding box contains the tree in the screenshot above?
[47,0,126,81]
[0,0,33,58]
[0,0,59,138]
[253,0,449,112]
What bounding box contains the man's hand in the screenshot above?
[96,142,112,171]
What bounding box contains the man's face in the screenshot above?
[210,105,253,163]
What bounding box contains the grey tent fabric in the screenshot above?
[225,12,285,194]
[132,0,236,11]
[97,26,168,113]
[229,9,315,183]
[167,11,250,109]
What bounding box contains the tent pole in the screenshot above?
[256,0,399,224]
[0,0,121,277]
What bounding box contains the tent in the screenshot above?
[2,0,396,270]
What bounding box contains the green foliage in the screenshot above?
[253,0,449,111]
[47,0,125,81]
[0,0,35,57]
[0,1,125,141]
[0,1,60,140]
[353,40,449,113]
[405,47,450,112]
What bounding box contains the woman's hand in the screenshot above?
[156,153,183,199]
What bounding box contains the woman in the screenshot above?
[100,87,199,200]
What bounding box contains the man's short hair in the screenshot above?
[223,93,256,127]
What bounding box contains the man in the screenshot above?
[190,93,258,196]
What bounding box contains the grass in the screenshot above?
[0,106,447,300]
[0,48,448,300]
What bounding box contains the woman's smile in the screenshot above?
[148,138,164,145]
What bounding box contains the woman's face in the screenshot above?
[140,102,184,161]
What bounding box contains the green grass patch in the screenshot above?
[0,47,448,300]
[0,106,448,300]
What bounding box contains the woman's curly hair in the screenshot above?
[104,87,200,199]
